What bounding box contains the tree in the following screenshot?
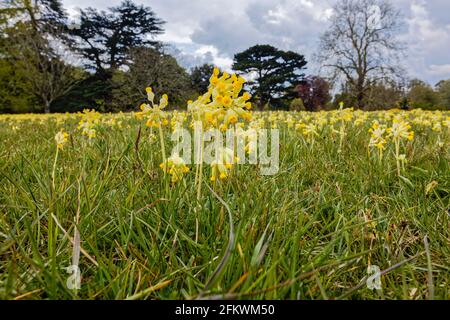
[289,98,305,111]
[190,64,214,95]
[364,81,403,110]
[70,0,165,74]
[111,47,195,111]
[0,0,83,113]
[407,79,439,110]
[294,76,331,111]
[0,0,67,31]
[317,0,405,109]
[10,23,84,112]
[0,57,38,113]
[436,80,450,110]
[232,44,307,109]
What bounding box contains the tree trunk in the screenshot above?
[44,101,51,114]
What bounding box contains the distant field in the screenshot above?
[0,109,449,299]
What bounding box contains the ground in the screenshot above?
[0,109,449,299]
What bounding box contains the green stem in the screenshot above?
[158,123,169,197]
[158,124,166,169]
[197,134,204,200]
[395,140,400,176]
[52,148,59,192]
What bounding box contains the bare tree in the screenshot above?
[317,0,405,109]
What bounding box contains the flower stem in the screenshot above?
[52,148,59,192]
[395,140,400,176]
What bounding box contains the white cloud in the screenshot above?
[403,1,450,83]
[428,64,450,77]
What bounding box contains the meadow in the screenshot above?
[0,72,449,300]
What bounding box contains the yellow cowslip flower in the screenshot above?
[237,128,257,155]
[146,86,155,102]
[368,123,387,159]
[160,153,189,183]
[302,123,319,139]
[188,67,252,130]
[55,129,69,149]
[387,118,414,142]
[387,117,414,175]
[137,88,170,128]
[78,109,100,139]
[285,116,295,128]
[369,127,387,149]
[210,147,238,182]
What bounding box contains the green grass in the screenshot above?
[0,111,449,300]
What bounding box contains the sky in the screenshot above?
[62,0,450,86]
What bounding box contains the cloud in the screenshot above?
[428,64,450,77]
[402,0,450,84]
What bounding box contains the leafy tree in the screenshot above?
[294,76,331,111]
[289,98,305,111]
[407,79,439,110]
[190,64,214,95]
[111,47,195,110]
[333,79,405,110]
[0,1,82,113]
[436,80,450,110]
[0,0,66,31]
[317,0,405,109]
[70,0,165,74]
[0,57,38,113]
[232,44,307,109]
[365,81,403,110]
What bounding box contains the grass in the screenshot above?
[0,110,449,300]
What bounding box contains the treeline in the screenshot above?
[0,0,449,113]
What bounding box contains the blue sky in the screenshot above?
[62,0,450,86]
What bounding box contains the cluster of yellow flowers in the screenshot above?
[387,117,415,142]
[368,120,388,157]
[187,67,252,131]
[54,129,69,149]
[160,153,190,183]
[367,116,415,172]
[133,67,254,186]
[77,109,101,139]
[210,147,239,181]
[3,76,448,188]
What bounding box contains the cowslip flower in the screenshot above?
[387,118,414,142]
[387,117,414,175]
[136,87,169,128]
[160,153,189,183]
[78,109,100,139]
[210,147,238,181]
[187,67,252,130]
[55,129,69,149]
[368,121,387,159]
